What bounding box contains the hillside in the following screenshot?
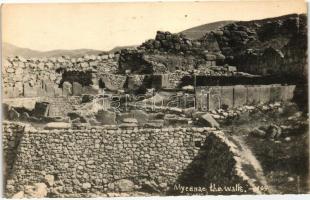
[109,45,138,53]
[180,21,234,40]
[2,42,106,58]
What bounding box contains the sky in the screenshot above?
[1,0,307,51]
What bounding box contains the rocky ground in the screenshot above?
[219,102,309,194]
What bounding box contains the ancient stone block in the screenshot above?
[200,113,220,128]
[246,86,260,105]
[44,122,71,130]
[259,85,271,103]
[195,87,209,111]
[281,85,296,101]
[3,87,15,98]
[270,85,282,102]
[221,86,234,108]
[36,81,45,97]
[233,85,247,107]
[72,82,83,96]
[44,81,55,97]
[208,86,222,111]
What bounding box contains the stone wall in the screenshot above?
[2,54,118,98]
[3,122,27,182]
[39,97,81,117]
[2,121,264,196]
[196,84,296,110]
[212,14,307,80]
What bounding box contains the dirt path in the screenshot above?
[230,135,277,194]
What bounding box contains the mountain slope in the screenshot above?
[2,42,106,58]
[180,20,235,40]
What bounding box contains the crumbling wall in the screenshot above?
[2,122,263,196]
[212,14,307,80]
[2,54,118,98]
[196,84,296,110]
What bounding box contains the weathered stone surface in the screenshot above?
[221,86,234,108]
[23,84,38,97]
[208,86,221,110]
[259,85,271,103]
[247,86,260,104]
[44,122,71,130]
[95,110,116,125]
[200,113,220,128]
[270,85,282,102]
[3,121,264,196]
[72,82,83,96]
[233,85,247,107]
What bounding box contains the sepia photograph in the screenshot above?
[1,0,309,198]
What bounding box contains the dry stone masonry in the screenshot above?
[2,13,308,197]
[3,121,267,197]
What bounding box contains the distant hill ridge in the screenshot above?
[180,20,235,40]
[2,42,106,58]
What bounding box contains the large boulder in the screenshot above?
[199,113,220,128]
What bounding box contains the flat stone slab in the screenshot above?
[44,122,71,130]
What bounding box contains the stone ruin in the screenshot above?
[2,13,308,197]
